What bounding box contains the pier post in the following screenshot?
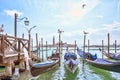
[28,33,31,58]
[22,33,24,38]
[46,41,48,60]
[36,33,39,57]
[1,35,5,55]
[38,41,41,58]
[25,57,30,71]
[74,40,76,54]
[5,61,13,76]
[58,29,64,66]
[83,31,88,65]
[88,39,90,53]
[108,33,110,59]
[53,36,55,46]
[19,59,25,72]
[102,40,104,59]
[115,40,117,53]
[41,38,43,62]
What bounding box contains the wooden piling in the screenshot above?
[115,40,117,53]
[19,59,25,72]
[46,41,48,60]
[28,33,31,58]
[41,38,43,62]
[36,33,39,57]
[1,35,5,54]
[88,39,90,53]
[38,41,41,58]
[83,32,87,65]
[53,36,55,46]
[74,40,76,54]
[102,40,104,59]
[5,61,13,76]
[108,33,110,59]
[22,33,24,39]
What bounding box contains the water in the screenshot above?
[29,47,120,80]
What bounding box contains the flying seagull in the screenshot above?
[82,4,86,8]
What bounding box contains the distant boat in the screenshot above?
[28,52,60,77]
[77,47,120,73]
[64,49,78,73]
[99,48,120,60]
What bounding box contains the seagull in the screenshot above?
[82,4,86,8]
[83,31,89,34]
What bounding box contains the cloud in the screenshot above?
[4,9,23,17]
[83,21,120,36]
[96,15,103,18]
[103,21,120,32]
[48,1,58,8]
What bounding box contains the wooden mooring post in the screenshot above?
[102,40,104,59]
[115,40,117,53]
[108,33,110,59]
[38,41,41,58]
[36,33,39,57]
[74,40,76,54]
[46,41,48,60]
[88,39,90,53]
[41,38,44,62]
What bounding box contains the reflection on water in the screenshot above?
[77,60,101,80]
[52,49,65,80]
[111,72,120,80]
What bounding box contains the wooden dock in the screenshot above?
[0,34,40,77]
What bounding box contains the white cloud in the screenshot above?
[54,15,65,19]
[4,9,23,17]
[96,15,103,18]
[82,21,120,36]
[103,21,120,32]
[48,1,58,8]
[63,30,84,37]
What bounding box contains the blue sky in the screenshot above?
[0,0,120,46]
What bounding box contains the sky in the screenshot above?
[0,0,120,47]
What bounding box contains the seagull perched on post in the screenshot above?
[83,31,89,34]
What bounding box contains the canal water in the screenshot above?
[22,47,120,80]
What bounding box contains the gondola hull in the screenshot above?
[87,58,120,73]
[64,59,78,73]
[29,58,59,77]
[99,48,120,60]
[77,47,120,73]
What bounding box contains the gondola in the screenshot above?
[28,53,60,77]
[77,47,89,59]
[87,58,120,73]
[77,47,120,73]
[99,48,120,60]
[64,50,78,73]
